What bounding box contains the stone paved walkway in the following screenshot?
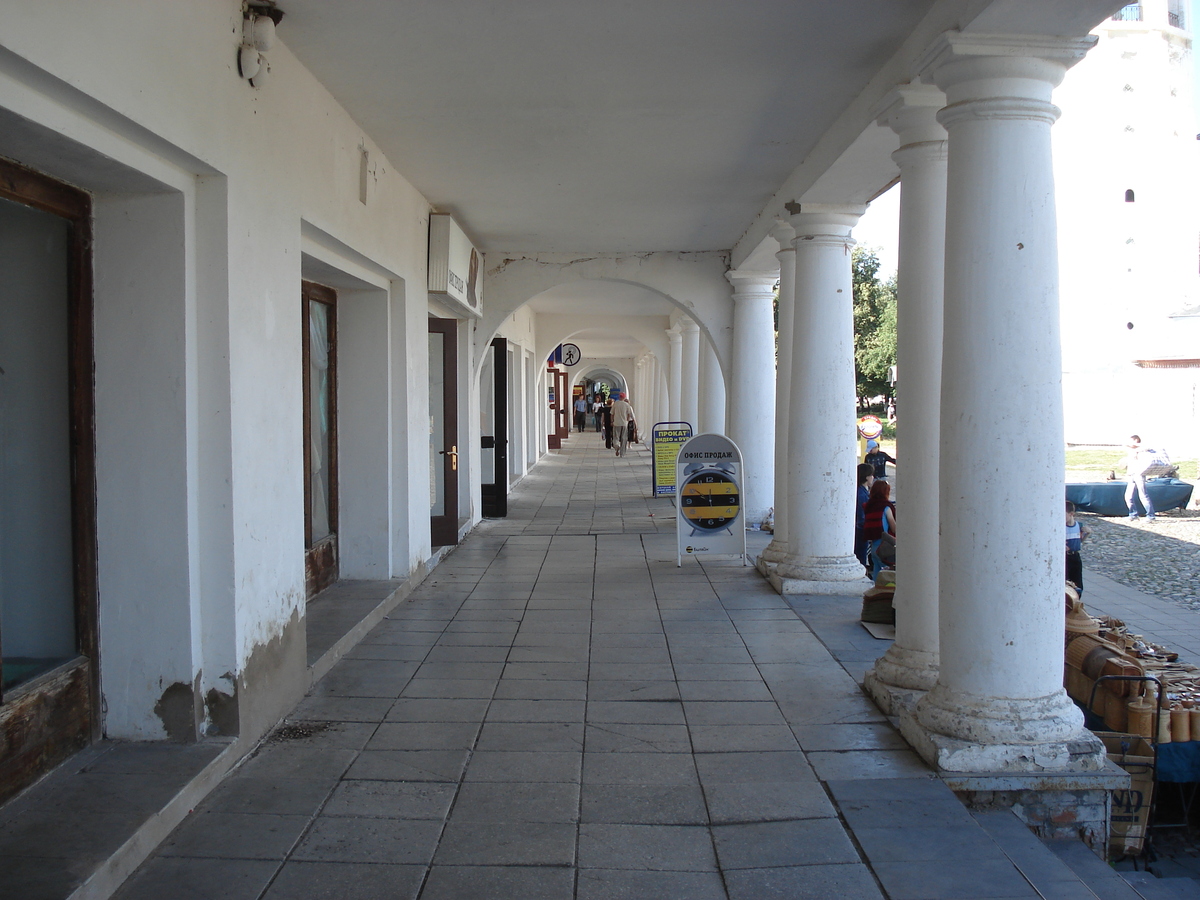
[107,431,1113,900]
[1078,510,1200,614]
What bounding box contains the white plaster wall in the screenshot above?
[0,1,434,734]
[526,351,540,467]
[494,304,539,482]
[1055,17,1200,445]
[93,191,197,738]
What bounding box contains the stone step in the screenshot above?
[970,809,1109,899]
[1121,871,1200,899]
[1040,836,1145,899]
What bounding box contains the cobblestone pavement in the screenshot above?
[1079,508,1200,612]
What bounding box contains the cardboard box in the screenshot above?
[1096,732,1154,856]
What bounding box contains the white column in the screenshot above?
[648,355,657,427]
[634,357,645,414]
[698,333,726,435]
[656,355,670,428]
[767,206,865,593]
[726,271,776,524]
[759,221,795,564]
[865,85,947,711]
[667,325,683,423]
[902,32,1104,773]
[679,318,700,430]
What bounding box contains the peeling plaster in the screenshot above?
[153,673,201,742]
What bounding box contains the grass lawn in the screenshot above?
[861,442,1197,480]
[1065,447,1198,480]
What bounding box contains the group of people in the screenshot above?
[575,391,637,457]
[847,431,1169,596]
[1065,433,1171,596]
[855,439,897,580]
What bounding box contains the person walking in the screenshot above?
[573,394,588,432]
[592,395,604,432]
[610,392,636,458]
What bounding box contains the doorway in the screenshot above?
[429,318,460,546]
[303,281,339,596]
[481,337,509,518]
[0,160,98,804]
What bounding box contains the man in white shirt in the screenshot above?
[610,392,636,458]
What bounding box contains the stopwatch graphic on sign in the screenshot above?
[679,462,740,537]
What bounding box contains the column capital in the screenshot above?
[917,32,1096,105]
[768,219,795,254]
[875,83,946,147]
[788,203,865,245]
[678,317,700,335]
[892,140,948,172]
[725,269,777,300]
[666,325,683,344]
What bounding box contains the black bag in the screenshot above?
[628,422,639,444]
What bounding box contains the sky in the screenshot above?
[853,184,900,280]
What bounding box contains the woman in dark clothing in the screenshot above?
[854,463,875,574]
[862,479,897,580]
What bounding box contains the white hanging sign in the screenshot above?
[676,433,746,566]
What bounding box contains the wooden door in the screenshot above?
[429,318,460,546]
[481,337,509,518]
[303,282,339,596]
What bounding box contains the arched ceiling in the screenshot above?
[525,280,676,318]
[566,329,646,360]
[528,280,677,358]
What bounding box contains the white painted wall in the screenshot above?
[1055,13,1200,447]
[494,303,540,482]
[0,1,434,737]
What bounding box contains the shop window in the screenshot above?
[0,158,97,802]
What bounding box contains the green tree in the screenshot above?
[852,247,897,407]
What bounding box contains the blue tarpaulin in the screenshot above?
[1066,479,1193,517]
[1155,741,1200,783]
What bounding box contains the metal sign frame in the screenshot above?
[675,433,747,567]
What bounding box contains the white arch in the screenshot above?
[575,366,627,394]
[476,252,734,377]
[533,314,670,369]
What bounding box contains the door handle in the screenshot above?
[440,445,458,471]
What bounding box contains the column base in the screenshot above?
[758,554,867,595]
[898,684,1105,774]
[864,646,939,715]
[757,539,790,563]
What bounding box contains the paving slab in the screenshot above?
[16,432,1131,900]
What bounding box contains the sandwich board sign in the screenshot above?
[651,422,692,497]
[675,433,746,566]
